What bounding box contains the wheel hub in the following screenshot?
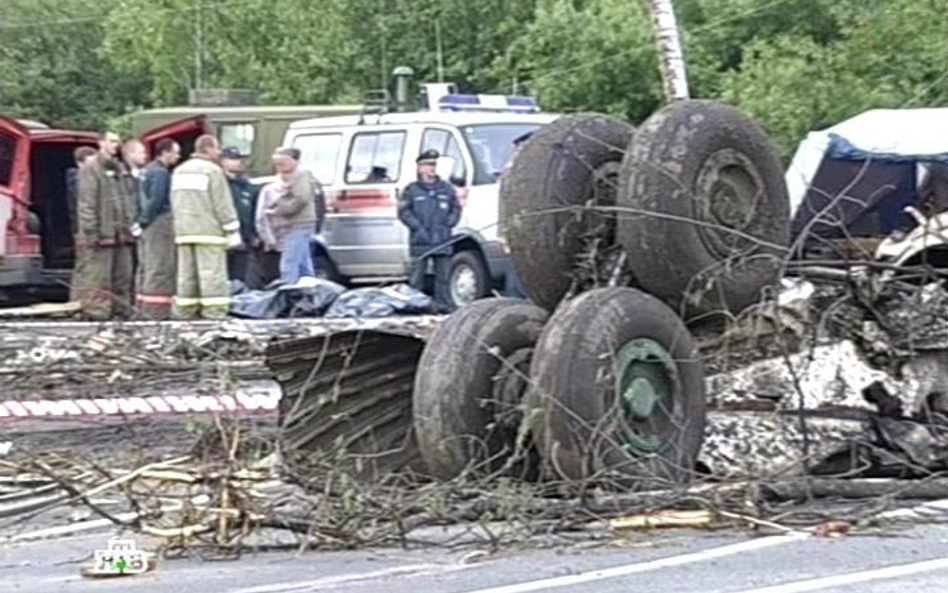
[491,347,534,431]
[614,338,680,455]
[625,377,658,419]
[695,149,764,259]
[570,161,633,294]
[451,265,479,305]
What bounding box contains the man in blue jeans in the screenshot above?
[268,147,323,285]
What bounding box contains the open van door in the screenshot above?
[0,116,31,258]
[140,115,210,161]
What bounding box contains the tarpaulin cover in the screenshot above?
[785,109,948,247]
[324,285,432,318]
[231,279,346,319]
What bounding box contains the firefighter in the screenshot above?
[220,146,258,284]
[398,149,461,313]
[170,134,242,319]
[66,146,97,236]
[133,138,181,319]
[72,131,137,320]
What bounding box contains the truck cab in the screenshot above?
[278,93,556,307]
[131,103,362,177]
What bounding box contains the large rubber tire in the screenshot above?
[413,298,549,479]
[528,287,706,487]
[448,250,491,309]
[311,247,344,284]
[500,114,635,311]
[618,100,790,317]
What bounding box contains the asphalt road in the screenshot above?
[3,524,948,593]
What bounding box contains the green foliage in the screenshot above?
[720,0,948,159]
[0,0,150,129]
[0,0,944,163]
[496,0,664,122]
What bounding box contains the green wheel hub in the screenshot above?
[614,338,680,454]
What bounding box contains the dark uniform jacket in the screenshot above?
[77,153,136,246]
[66,167,79,235]
[226,174,259,245]
[398,176,461,256]
[138,160,172,229]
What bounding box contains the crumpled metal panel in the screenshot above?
[0,317,442,403]
[700,411,872,477]
[707,340,929,414]
[877,284,948,351]
[268,329,428,478]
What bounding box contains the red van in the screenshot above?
[0,118,98,304]
[0,116,210,305]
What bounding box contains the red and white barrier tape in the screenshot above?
[0,382,281,419]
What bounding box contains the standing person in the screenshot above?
[247,179,284,289]
[72,131,137,320]
[123,139,149,290]
[123,140,148,182]
[66,146,97,236]
[170,135,241,319]
[220,146,258,283]
[268,147,322,285]
[398,149,461,313]
[133,138,181,319]
[123,139,148,224]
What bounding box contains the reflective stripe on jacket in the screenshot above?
[171,156,239,245]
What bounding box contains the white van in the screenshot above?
[277,92,556,307]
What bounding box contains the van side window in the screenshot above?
[421,128,467,182]
[346,131,406,184]
[293,133,343,185]
[0,133,14,187]
[218,123,255,156]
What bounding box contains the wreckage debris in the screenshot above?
[7,101,948,557]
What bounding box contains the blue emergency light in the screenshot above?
[437,94,540,114]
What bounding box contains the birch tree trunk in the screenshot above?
[644,0,690,102]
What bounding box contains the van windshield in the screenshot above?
[461,123,542,185]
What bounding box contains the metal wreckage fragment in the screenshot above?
[4,276,948,481]
[699,273,948,478]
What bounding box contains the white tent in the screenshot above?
[785,108,948,245]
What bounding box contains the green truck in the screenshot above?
[130,104,362,177]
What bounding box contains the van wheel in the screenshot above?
[618,100,790,317]
[528,287,706,488]
[500,114,634,311]
[449,250,491,308]
[413,298,549,479]
[311,250,343,284]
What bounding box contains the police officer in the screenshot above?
[220,146,258,283]
[398,149,461,313]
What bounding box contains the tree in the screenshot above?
[102,0,366,105]
[0,0,150,129]
[644,0,690,101]
[496,0,664,122]
[720,0,947,160]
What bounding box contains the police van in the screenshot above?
[277,86,557,308]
